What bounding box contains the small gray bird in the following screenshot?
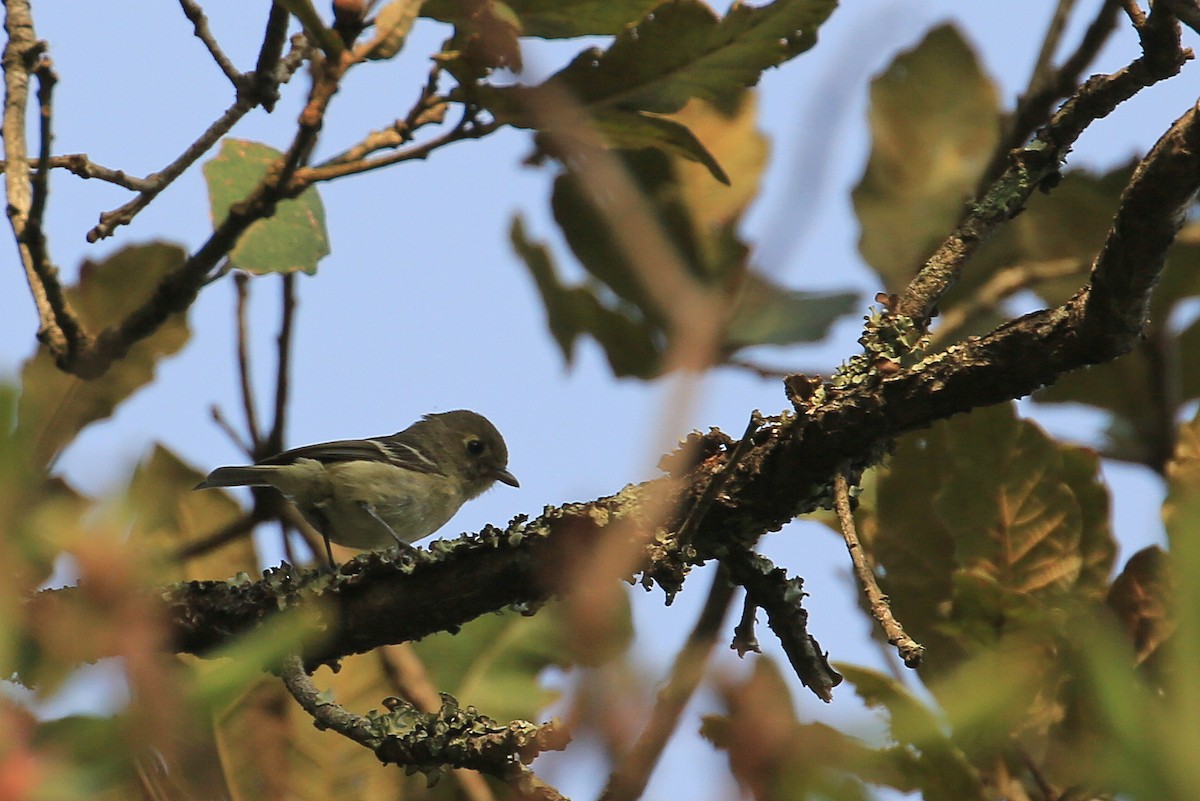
[195,410,518,565]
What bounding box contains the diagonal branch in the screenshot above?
[897,5,1187,325]
[177,0,243,89]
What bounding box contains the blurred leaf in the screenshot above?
[511,216,662,377]
[590,108,728,183]
[1106,546,1172,667]
[16,243,190,469]
[838,665,988,801]
[541,0,836,114]
[853,24,999,290]
[1163,411,1200,688]
[125,444,256,581]
[433,0,523,78]
[726,276,857,349]
[204,139,330,275]
[364,0,423,59]
[425,0,661,38]
[413,599,622,722]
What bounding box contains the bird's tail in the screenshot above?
[194,466,276,490]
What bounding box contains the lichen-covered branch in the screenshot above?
[896,7,1187,325]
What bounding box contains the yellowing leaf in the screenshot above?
[17,243,191,468]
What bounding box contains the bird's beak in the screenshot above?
[495,468,519,488]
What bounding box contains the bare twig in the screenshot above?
[3,1,88,360]
[209,404,251,455]
[177,0,243,89]
[898,5,1186,325]
[598,565,736,801]
[731,593,760,656]
[832,471,924,668]
[1161,0,1200,35]
[250,5,291,112]
[301,112,499,184]
[267,273,296,456]
[233,273,263,449]
[87,94,259,243]
[0,153,154,190]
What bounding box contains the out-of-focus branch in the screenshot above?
[599,566,736,801]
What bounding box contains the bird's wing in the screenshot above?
[259,436,444,474]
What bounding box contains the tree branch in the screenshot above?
[897,7,1187,325]
[177,0,243,89]
[832,470,923,668]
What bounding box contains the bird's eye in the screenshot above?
[465,437,485,456]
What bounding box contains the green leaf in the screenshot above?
[853,24,999,290]
[838,665,988,801]
[545,0,836,114]
[17,243,191,468]
[726,275,857,349]
[203,139,331,275]
[364,0,423,59]
[413,600,627,723]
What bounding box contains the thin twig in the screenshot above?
[731,592,760,656]
[832,470,924,668]
[676,413,762,550]
[3,2,88,361]
[250,4,291,112]
[29,56,54,228]
[87,93,258,242]
[209,404,252,455]
[177,0,243,89]
[301,114,499,184]
[598,565,736,801]
[233,273,263,450]
[280,655,380,748]
[267,273,296,456]
[0,154,154,190]
[929,258,1083,347]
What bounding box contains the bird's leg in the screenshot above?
[307,507,337,570]
[359,502,417,554]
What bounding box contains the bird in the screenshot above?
[195,410,518,566]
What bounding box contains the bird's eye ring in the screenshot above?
[465,437,485,456]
